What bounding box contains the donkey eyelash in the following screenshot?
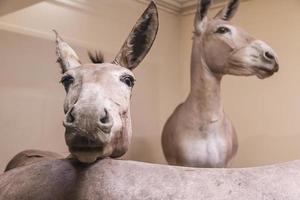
[120,74,135,88]
[60,75,75,90]
[60,75,74,83]
[215,26,231,34]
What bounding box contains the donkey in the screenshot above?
[5,1,158,166]
[4,150,63,172]
[162,0,279,168]
[1,158,300,199]
[55,1,158,164]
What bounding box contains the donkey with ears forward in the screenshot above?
[162,0,279,168]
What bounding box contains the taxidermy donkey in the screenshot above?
[162,0,279,168]
[2,156,300,199]
[4,149,63,172]
[2,3,300,200]
[5,1,159,167]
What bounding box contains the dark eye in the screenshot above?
[120,75,135,88]
[215,26,231,34]
[60,75,74,90]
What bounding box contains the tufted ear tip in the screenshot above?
[53,29,62,42]
[53,29,58,36]
[113,0,159,70]
[149,0,157,8]
[146,0,158,17]
[214,0,240,21]
[54,30,81,73]
[194,0,212,33]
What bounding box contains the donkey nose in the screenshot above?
[98,109,113,134]
[264,51,275,61]
[263,50,279,72]
[65,107,75,125]
[273,63,279,72]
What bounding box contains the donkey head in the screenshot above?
[194,0,279,79]
[55,2,158,163]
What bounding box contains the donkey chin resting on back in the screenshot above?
[162,0,279,168]
[54,2,158,164]
[4,1,158,169]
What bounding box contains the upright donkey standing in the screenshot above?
[162,0,279,168]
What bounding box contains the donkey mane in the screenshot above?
[88,51,105,64]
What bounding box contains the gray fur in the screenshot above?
[1,159,300,199]
[4,150,63,172]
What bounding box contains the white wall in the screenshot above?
[0,30,70,168]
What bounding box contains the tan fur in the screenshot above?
[1,159,300,199]
[162,0,279,168]
[55,1,158,164]
[4,150,63,172]
[6,1,159,165]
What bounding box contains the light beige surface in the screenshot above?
[0,0,300,170]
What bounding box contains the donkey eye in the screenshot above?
[120,75,135,88]
[215,27,231,34]
[60,75,74,89]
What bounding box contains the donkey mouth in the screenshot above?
[256,66,277,79]
[69,145,105,163]
[70,146,103,153]
[66,131,106,154]
[260,68,274,74]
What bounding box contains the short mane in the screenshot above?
[88,51,104,64]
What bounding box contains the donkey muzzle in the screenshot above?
[63,105,115,163]
[252,40,279,73]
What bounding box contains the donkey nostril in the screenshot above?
[99,109,113,134]
[66,107,75,124]
[100,109,109,124]
[264,51,275,60]
[274,63,279,72]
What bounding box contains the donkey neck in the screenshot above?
[186,38,224,122]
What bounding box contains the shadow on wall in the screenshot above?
[234,134,300,167]
[0,0,43,17]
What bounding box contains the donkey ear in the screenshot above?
[113,1,159,70]
[194,0,212,34]
[214,0,240,21]
[54,30,81,73]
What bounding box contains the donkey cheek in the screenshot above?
[110,116,131,158]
